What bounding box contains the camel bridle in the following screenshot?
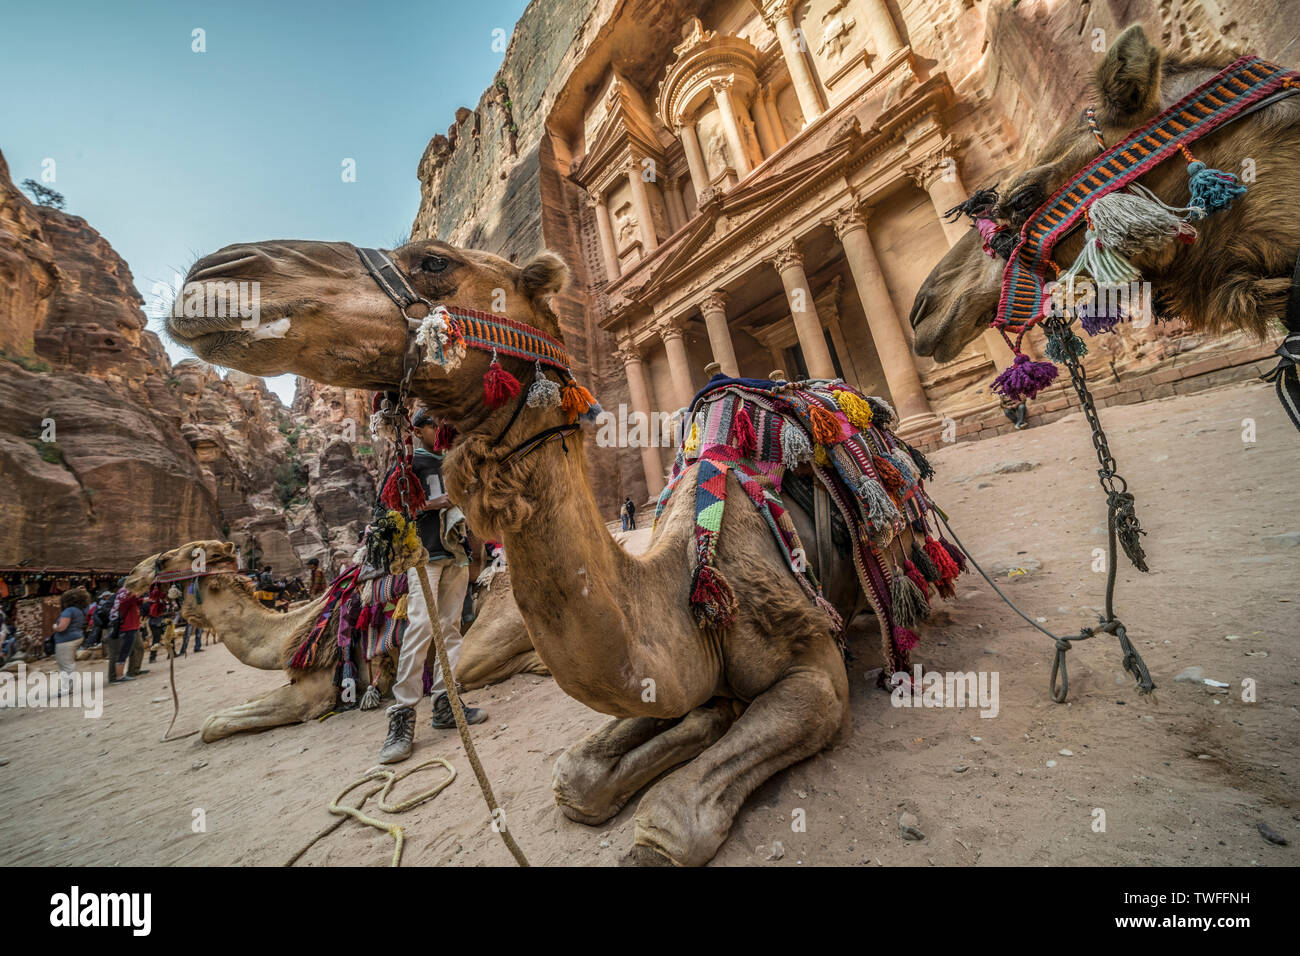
[354,245,581,474]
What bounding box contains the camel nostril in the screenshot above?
[909,293,929,329]
[188,247,269,282]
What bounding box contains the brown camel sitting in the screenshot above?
[909,24,1299,364]
[166,236,925,866]
[125,541,539,739]
[457,566,549,690]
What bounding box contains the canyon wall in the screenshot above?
[0,149,376,574]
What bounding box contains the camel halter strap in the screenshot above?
[354,245,597,467]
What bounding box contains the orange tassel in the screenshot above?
[873,455,904,494]
[808,404,842,446]
[560,379,596,423]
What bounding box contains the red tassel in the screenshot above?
[893,625,920,652]
[690,564,738,629]
[925,536,960,582]
[939,537,968,574]
[732,406,757,457]
[432,420,456,451]
[483,358,521,409]
[355,605,373,633]
[904,559,930,599]
[380,457,428,513]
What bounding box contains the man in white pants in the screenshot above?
[379,409,487,764]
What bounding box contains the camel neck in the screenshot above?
[197,582,326,670]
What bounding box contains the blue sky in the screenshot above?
[0,0,529,402]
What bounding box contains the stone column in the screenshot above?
[862,0,903,60]
[829,206,937,430]
[763,87,788,147]
[771,244,836,380]
[750,94,778,158]
[618,343,665,496]
[710,78,752,179]
[588,190,621,281]
[906,142,1010,363]
[656,318,697,411]
[676,122,710,202]
[664,179,688,231]
[762,0,823,125]
[626,160,659,253]
[699,291,739,377]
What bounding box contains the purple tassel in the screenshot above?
[1079,310,1122,336]
[992,353,1058,402]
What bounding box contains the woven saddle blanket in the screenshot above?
[654,375,965,676]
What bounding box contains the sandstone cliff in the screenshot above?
[0,149,377,574]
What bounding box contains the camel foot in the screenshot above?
[553,699,739,826]
[619,844,675,867]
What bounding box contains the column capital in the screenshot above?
[826,204,869,240]
[700,290,728,315]
[708,75,736,95]
[654,316,686,343]
[615,344,643,366]
[903,136,961,191]
[586,188,604,206]
[770,242,804,273]
[757,0,795,29]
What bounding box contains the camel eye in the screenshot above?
[421,255,449,273]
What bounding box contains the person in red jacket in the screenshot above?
[111,582,142,682]
[145,583,167,664]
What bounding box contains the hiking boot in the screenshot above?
[378,706,416,764]
[431,691,487,730]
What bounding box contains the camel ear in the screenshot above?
[1096,24,1162,125]
[519,251,567,300]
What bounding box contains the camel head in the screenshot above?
[166,238,569,425]
[909,24,1288,360]
[124,540,239,594]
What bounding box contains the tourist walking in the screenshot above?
[307,558,326,597]
[378,408,486,764]
[111,579,143,681]
[145,583,167,663]
[52,587,90,697]
[623,495,637,531]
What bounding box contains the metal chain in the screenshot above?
[1041,314,1155,697]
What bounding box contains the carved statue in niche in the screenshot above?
[816,10,857,64]
[613,202,639,248]
[702,119,732,179]
[674,16,714,55]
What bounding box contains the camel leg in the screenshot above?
[200,669,336,742]
[552,698,740,825]
[625,644,848,866]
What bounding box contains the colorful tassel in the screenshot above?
[684,419,701,454]
[934,576,956,600]
[924,536,960,582]
[890,565,930,629]
[780,422,811,467]
[483,352,522,409]
[832,389,873,430]
[865,397,896,426]
[560,378,597,423]
[690,564,738,630]
[359,683,381,710]
[526,361,561,408]
[1186,160,1247,217]
[904,558,930,599]
[873,455,905,495]
[1044,327,1088,363]
[431,419,456,451]
[939,537,968,574]
[808,403,843,445]
[992,352,1058,402]
[892,625,920,652]
[1086,190,1197,259]
[856,475,899,526]
[900,440,935,481]
[732,405,757,457]
[911,539,941,583]
[884,451,915,486]
[380,457,428,513]
[415,309,467,369]
[813,444,830,467]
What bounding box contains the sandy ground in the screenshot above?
[1,379,1296,867]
